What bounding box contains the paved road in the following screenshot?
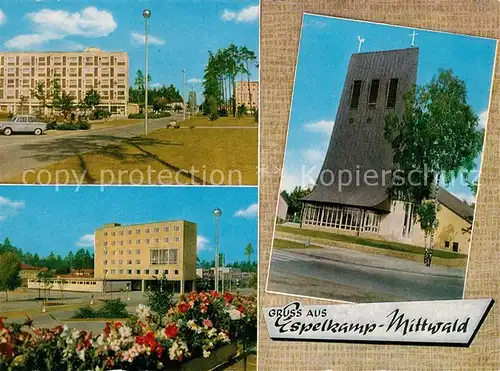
[0,115,182,182]
[267,247,466,303]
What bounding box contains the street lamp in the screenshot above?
[212,208,222,292]
[142,8,151,135]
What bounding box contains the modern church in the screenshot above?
[300,48,473,254]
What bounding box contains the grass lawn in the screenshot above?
[273,238,323,249]
[180,115,257,127]
[13,119,258,185]
[275,225,467,259]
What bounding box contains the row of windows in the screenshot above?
[444,241,460,252]
[1,67,127,77]
[1,56,126,67]
[104,225,180,237]
[103,236,180,247]
[104,259,141,265]
[106,268,179,275]
[349,78,399,110]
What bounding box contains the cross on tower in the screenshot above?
[357,36,365,53]
[409,30,419,47]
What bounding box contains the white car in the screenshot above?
[1,115,47,136]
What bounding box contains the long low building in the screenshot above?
[0,47,129,116]
[27,277,130,293]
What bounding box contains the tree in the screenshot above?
[146,274,174,323]
[384,69,483,266]
[50,79,62,114]
[59,92,75,120]
[84,89,101,112]
[280,186,313,218]
[239,46,257,112]
[244,243,254,266]
[31,81,47,116]
[0,252,21,301]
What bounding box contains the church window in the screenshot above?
[386,78,399,108]
[368,79,379,108]
[452,242,459,252]
[444,241,450,248]
[350,80,362,109]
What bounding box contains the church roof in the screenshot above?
[437,188,474,221]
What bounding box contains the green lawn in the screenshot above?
[275,225,468,259]
[273,238,323,249]
[179,115,257,127]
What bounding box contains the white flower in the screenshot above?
[136,304,152,321]
[119,325,132,339]
[203,349,211,358]
[76,348,86,361]
[228,308,242,320]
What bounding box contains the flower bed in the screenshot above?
[0,291,256,371]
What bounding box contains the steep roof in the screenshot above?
[20,263,48,271]
[302,48,420,211]
[438,188,474,221]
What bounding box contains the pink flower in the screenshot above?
[203,319,213,328]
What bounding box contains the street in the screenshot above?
[266,246,466,303]
[0,116,180,182]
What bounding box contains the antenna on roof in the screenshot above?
[357,36,365,53]
[409,30,419,47]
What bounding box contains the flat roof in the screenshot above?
[96,220,197,230]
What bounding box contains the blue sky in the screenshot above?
[0,1,259,103]
[282,14,497,205]
[0,186,258,264]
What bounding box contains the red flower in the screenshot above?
[188,292,198,301]
[104,323,111,336]
[223,292,234,304]
[203,319,213,328]
[164,324,179,339]
[155,344,164,358]
[178,302,191,313]
[200,304,208,313]
[114,322,122,329]
[238,305,246,313]
[209,290,220,298]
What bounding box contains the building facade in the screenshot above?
[0,47,129,116]
[94,220,197,293]
[300,48,473,254]
[234,81,258,112]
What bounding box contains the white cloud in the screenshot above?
[233,203,258,218]
[303,120,335,134]
[150,82,162,88]
[0,9,6,25]
[131,31,166,46]
[197,235,212,252]
[0,196,25,222]
[4,7,117,50]
[479,110,488,129]
[76,234,95,248]
[302,149,324,164]
[187,78,202,84]
[304,19,327,28]
[451,192,476,206]
[221,5,259,23]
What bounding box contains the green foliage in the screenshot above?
[72,299,129,319]
[83,89,101,111]
[145,274,175,321]
[127,112,171,119]
[89,109,110,121]
[48,121,91,131]
[384,69,483,237]
[281,186,313,217]
[237,104,248,118]
[58,92,75,119]
[0,252,21,301]
[416,200,439,233]
[244,243,254,264]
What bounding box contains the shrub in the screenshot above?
[46,121,58,130]
[98,299,130,318]
[89,109,111,120]
[47,120,91,131]
[146,275,175,321]
[217,108,228,117]
[128,112,172,119]
[72,305,96,319]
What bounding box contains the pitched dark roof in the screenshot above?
[437,188,474,221]
[302,48,420,212]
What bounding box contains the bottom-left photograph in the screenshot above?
[0,185,257,371]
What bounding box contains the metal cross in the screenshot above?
[357,36,365,53]
[409,30,419,47]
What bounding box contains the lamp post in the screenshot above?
[182,69,186,121]
[212,208,222,292]
[142,9,151,135]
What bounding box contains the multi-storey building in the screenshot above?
[0,47,129,116]
[94,220,197,293]
[234,81,258,112]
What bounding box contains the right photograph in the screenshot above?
[266,14,497,303]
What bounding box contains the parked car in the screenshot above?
[1,115,47,136]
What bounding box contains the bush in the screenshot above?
[46,121,58,130]
[46,120,91,131]
[128,112,172,119]
[89,109,111,120]
[217,108,228,117]
[72,305,96,319]
[146,275,175,322]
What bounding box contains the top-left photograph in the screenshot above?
[0,1,259,186]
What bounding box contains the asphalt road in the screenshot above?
[0,115,181,182]
[266,247,466,303]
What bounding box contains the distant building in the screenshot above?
[196,267,242,281]
[27,277,129,293]
[94,220,197,293]
[234,81,258,112]
[19,263,48,286]
[300,48,473,254]
[70,268,94,277]
[0,47,129,116]
[277,194,289,222]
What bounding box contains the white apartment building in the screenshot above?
[0,47,129,116]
